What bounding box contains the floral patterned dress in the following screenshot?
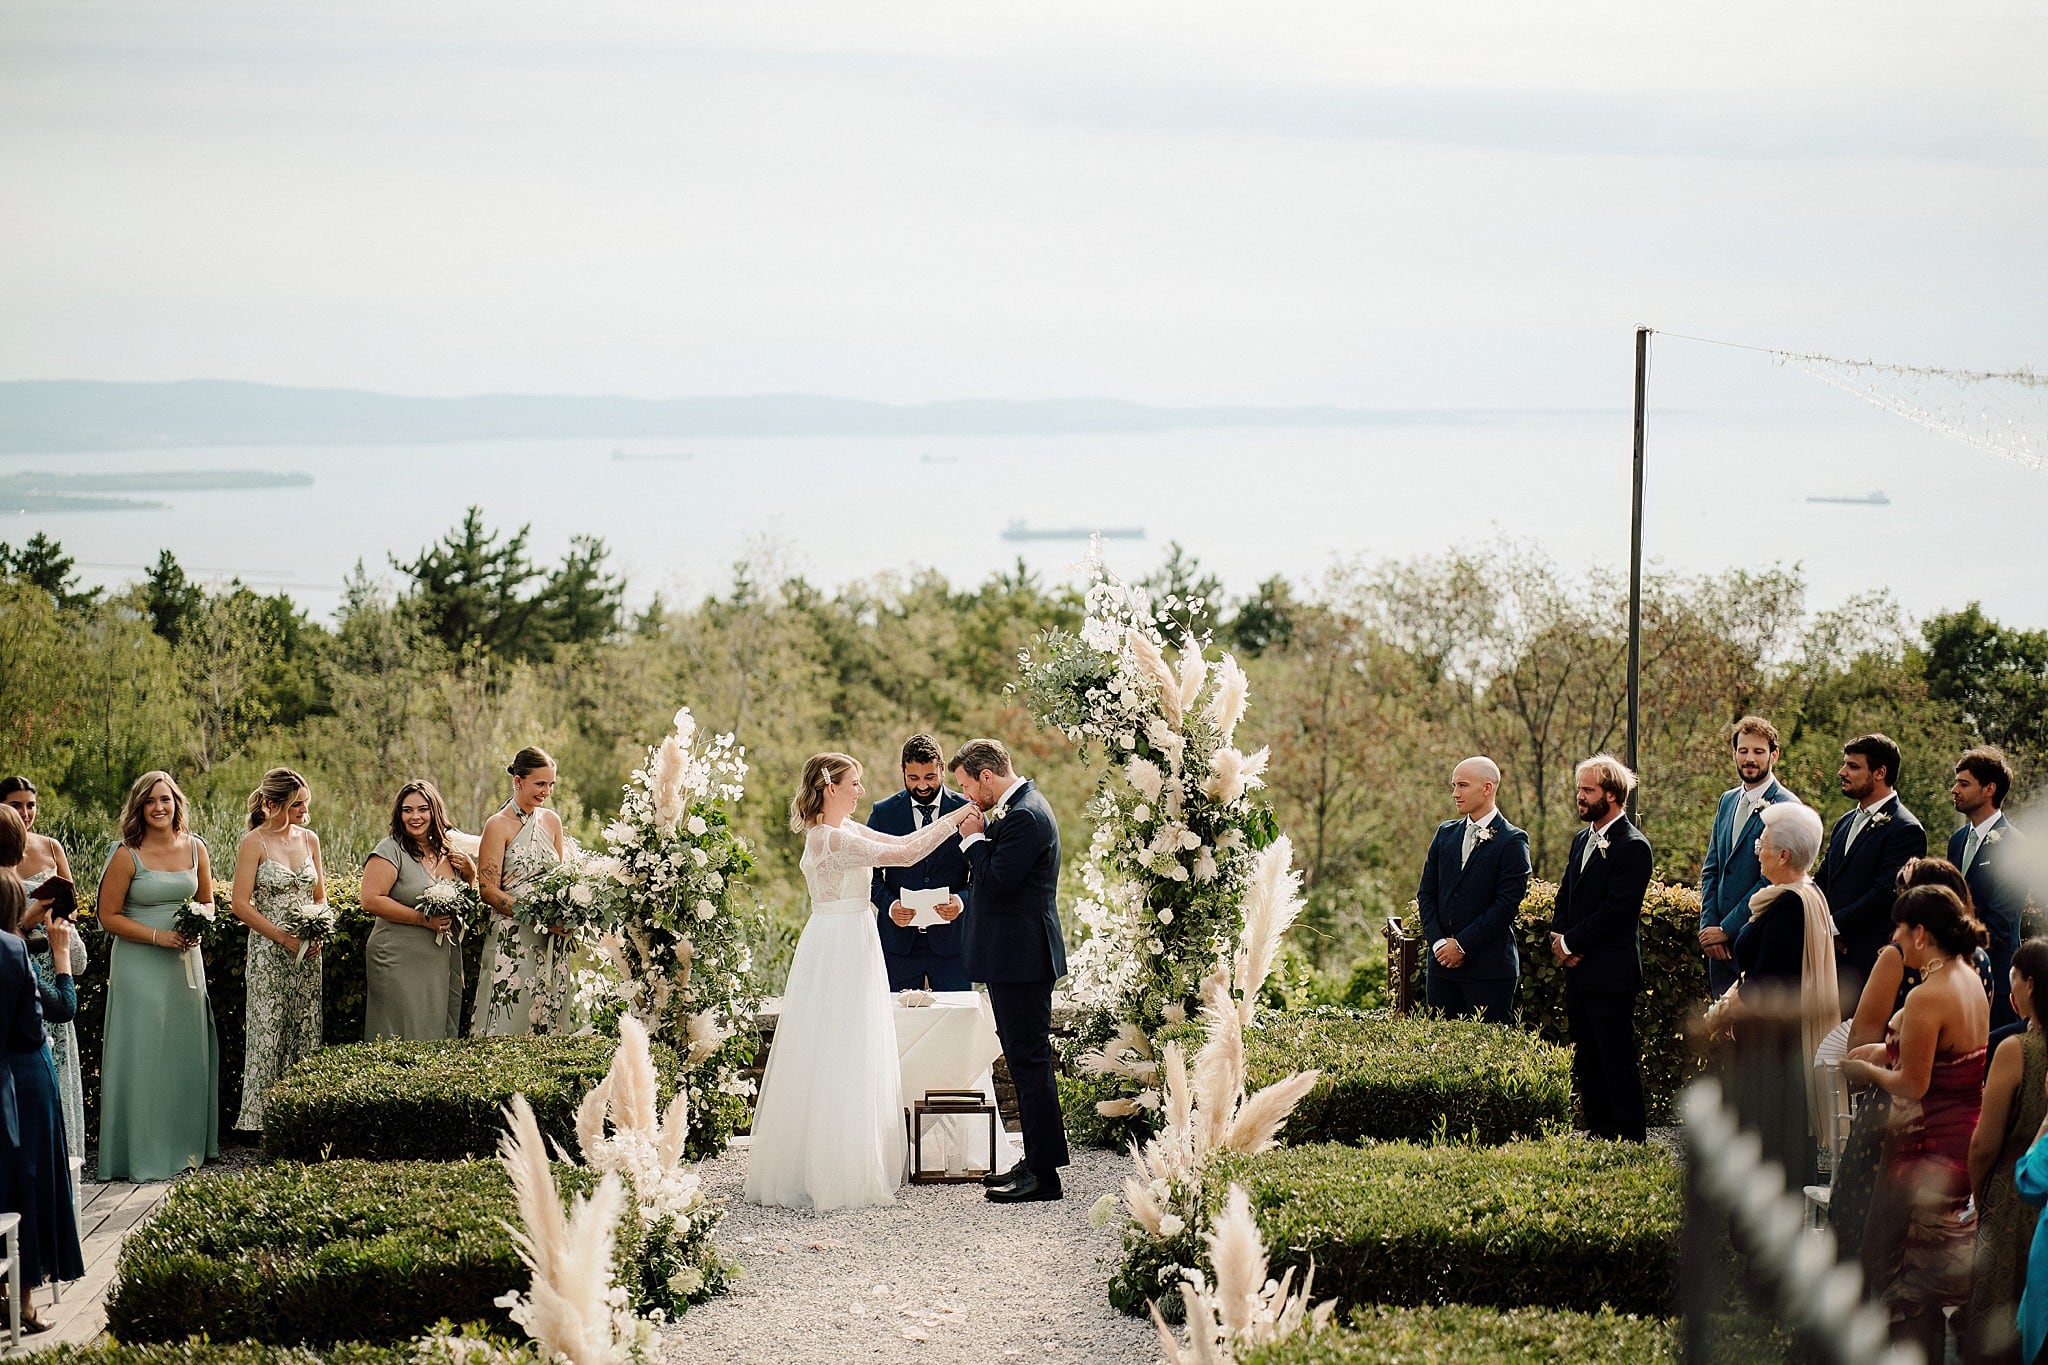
[234,858,324,1131]
[472,808,569,1037]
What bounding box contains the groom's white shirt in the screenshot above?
[959,773,1026,851]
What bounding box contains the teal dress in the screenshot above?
[97,842,221,1181]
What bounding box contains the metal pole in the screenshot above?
[1627,327,1649,819]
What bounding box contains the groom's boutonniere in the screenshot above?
[1984,827,2006,847]
[1473,826,1495,844]
[987,805,1010,824]
[1869,811,1893,829]
[1591,829,1611,858]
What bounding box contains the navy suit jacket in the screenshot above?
[1699,779,1800,939]
[1415,812,1532,981]
[1818,794,1927,968]
[959,779,1066,986]
[1549,817,1654,993]
[1951,813,2026,966]
[867,788,973,961]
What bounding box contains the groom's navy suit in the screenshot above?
[1817,793,1925,987]
[960,778,1069,1179]
[1414,810,1531,1025]
[867,787,973,991]
[1951,813,2027,1032]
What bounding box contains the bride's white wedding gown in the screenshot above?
[745,816,965,1210]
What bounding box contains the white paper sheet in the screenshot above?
[901,885,952,929]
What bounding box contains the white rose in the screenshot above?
[1157,908,1174,925]
[1157,1214,1186,1239]
[1120,732,1137,750]
[1147,937,1165,954]
[686,815,708,837]
[1132,803,1152,824]
[695,899,716,920]
[692,848,709,868]
[1178,829,1201,851]
[569,882,593,907]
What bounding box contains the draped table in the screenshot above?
[895,990,1021,1177]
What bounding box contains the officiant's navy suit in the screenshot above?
[1550,816,1654,1143]
[1414,811,1531,1025]
[1698,778,1799,998]
[1817,794,1925,985]
[960,778,1069,1179]
[868,786,973,991]
[1950,813,2027,1031]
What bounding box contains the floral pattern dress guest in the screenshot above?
[0,869,83,1331]
[96,770,221,1181]
[228,768,327,1133]
[472,748,567,1037]
[1842,883,1992,1359]
[0,776,86,1156]
[1964,939,2048,1365]
[362,780,474,1041]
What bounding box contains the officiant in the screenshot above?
[869,734,972,990]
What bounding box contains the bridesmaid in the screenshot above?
[0,777,85,1156]
[0,868,83,1330]
[229,768,327,1133]
[362,780,474,1041]
[97,770,221,1180]
[471,747,567,1037]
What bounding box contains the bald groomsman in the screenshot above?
[1415,757,1533,1025]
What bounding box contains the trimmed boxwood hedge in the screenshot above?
[1238,1305,1679,1364]
[106,1158,645,1345]
[260,1036,682,1162]
[1244,1010,1571,1145]
[40,1348,444,1365]
[1115,1138,1679,1319]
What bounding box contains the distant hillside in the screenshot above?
[0,380,1597,452]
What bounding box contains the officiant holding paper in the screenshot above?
[870,735,971,990]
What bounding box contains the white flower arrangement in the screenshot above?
[172,899,219,990]
[1473,825,1495,844]
[418,876,486,946]
[276,903,337,963]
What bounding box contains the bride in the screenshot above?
[745,752,976,1210]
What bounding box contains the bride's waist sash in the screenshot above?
[809,897,873,918]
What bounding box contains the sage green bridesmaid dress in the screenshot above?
[97,841,221,1180]
[363,837,465,1041]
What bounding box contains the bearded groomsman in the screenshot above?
[1698,717,1800,998]
[1818,733,1926,995]
[1950,745,2027,1032]
[1548,754,1654,1143]
[868,734,971,991]
[1416,757,1532,1025]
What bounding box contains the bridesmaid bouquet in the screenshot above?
[276,903,338,963]
[417,877,485,946]
[173,898,221,990]
[519,850,623,939]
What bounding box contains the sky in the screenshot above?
[3,1,2045,411]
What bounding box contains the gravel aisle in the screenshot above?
[662,1141,1159,1364]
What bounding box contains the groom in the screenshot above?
[949,737,1069,1203]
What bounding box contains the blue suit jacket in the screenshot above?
[1415,812,1531,981]
[1818,794,1927,970]
[867,788,973,962]
[1549,818,1655,993]
[959,779,1066,985]
[1951,814,2026,1023]
[1699,779,1800,939]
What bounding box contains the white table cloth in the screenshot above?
[895,990,1020,1176]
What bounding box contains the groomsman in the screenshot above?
[1415,756,1532,1024]
[868,734,972,991]
[1548,754,1653,1143]
[1818,733,1926,994]
[1697,717,1800,998]
[1950,745,2027,1031]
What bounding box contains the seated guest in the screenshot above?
[1728,802,1839,1147]
[1832,858,1999,1264]
[1842,884,1991,1359]
[1965,938,2048,1365]
[0,863,83,1330]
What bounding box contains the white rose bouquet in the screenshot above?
[173,899,220,990]
[276,903,338,963]
[417,877,486,946]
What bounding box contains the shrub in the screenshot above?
[1113,1138,1679,1319]
[36,1345,480,1365]
[1402,879,1708,1122]
[106,1158,653,1344]
[1238,1304,1679,1364]
[260,1035,682,1162]
[1244,1010,1572,1146]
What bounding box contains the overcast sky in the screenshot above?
[3,1,2044,408]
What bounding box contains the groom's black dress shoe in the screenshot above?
[982,1160,1028,1189]
[985,1170,1062,1203]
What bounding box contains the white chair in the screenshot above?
[0,1209,21,1348]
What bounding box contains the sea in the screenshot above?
[4,405,2043,627]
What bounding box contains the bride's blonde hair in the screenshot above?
[789,753,859,834]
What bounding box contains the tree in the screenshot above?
[0,532,99,611]
[1141,541,1224,642]
[1921,603,2048,797]
[537,534,625,649]
[1226,575,1297,656]
[394,507,547,659]
[141,550,204,645]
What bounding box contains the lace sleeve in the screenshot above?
[807,817,961,878]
